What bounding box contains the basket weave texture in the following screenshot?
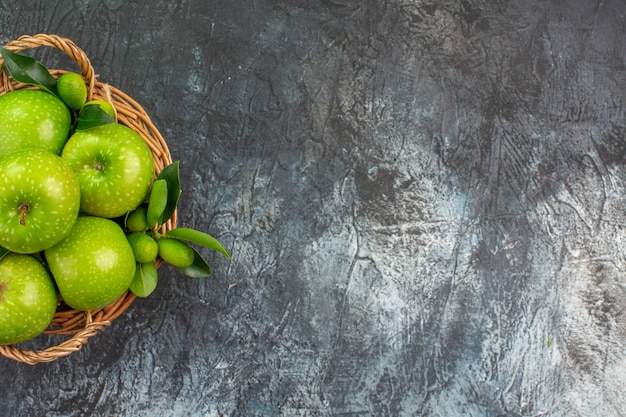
[0,34,176,365]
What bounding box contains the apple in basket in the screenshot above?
[0,89,71,159]
[0,252,58,345]
[0,148,81,254]
[61,123,155,218]
[45,216,137,311]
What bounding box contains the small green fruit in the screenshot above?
[126,205,149,232]
[127,232,158,263]
[157,238,195,268]
[57,72,87,110]
[82,99,115,119]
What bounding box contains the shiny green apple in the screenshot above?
[0,253,58,345]
[0,89,71,159]
[61,123,155,218]
[0,148,81,254]
[44,216,137,311]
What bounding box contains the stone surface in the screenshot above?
[1,1,625,416]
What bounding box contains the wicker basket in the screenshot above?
[0,34,176,365]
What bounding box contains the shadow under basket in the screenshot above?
[0,33,176,365]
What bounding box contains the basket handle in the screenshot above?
[0,33,96,100]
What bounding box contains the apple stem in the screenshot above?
[18,204,29,226]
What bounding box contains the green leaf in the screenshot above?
[0,247,10,262]
[147,179,168,229]
[155,161,181,225]
[0,47,58,95]
[75,103,115,131]
[176,247,211,278]
[129,261,159,298]
[165,227,232,260]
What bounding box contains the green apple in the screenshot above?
[61,123,155,218]
[127,232,158,263]
[0,253,58,345]
[45,216,137,311]
[0,90,71,159]
[0,148,81,254]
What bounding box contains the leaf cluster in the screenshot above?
[0,47,113,131]
[124,161,232,296]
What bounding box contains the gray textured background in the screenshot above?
[1,1,625,416]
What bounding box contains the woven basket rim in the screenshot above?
[0,34,175,365]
